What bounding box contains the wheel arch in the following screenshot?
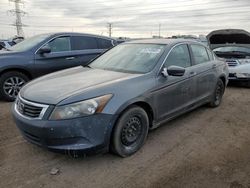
[219,75,226,86]
[109,100,154,152]
[112,100,155,131]
[0,68,32,79]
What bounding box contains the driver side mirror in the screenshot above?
[38,45,51,54]
[161,65,186,77]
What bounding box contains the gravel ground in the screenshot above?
[0,86,250,188]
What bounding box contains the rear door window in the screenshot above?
[71,36,98,50]
[190,44,210,64]
[164,44,191,68]
[97,38,113,49]
[48,36,71,52]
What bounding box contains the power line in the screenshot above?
[1,0,242,17]
[22,0,234,11]
[1,1,249,20]
[1,7,249,31]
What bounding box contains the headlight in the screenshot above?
[238,59,250,64]
[236,73,250,78]
[50,94,113,120]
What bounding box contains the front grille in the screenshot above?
[15,96,49,119]
[229,73,236,78]
[226,60,238,67]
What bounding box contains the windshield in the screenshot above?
[90,43,165,74]
[213,46,250,53]
[9,34,50,52]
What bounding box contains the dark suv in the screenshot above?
[0,32,116,101]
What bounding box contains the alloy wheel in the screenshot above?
[3,76,26,98]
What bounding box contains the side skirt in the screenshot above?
[150,97,211,130]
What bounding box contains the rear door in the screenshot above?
[34,36,81,77]
[71,36,106,66]
[97,38,114,49]
[189,44,217,101]
[154,44,196,121]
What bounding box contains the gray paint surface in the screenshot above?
[20,39,229,124]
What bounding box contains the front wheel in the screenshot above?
[209,79,225,107]
[0,71,29,101]
[111,106,149,157]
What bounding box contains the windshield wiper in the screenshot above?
[83,65,92,68]
[230,51,250,54]
[214,51,250,55]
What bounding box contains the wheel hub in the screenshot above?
[121,116,142,146]
[214,82,224,105]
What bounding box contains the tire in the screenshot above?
[111,106,149,157]
[0,71,29,102]
[209,79,225,107]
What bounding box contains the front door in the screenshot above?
[153,44,196,121]
[34,36,80,77]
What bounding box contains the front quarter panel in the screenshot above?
[57,74,156,116]
[214,60,229,86]
[0,51,34,74]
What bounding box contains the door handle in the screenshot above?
[189,71,197,76]
[66,57,75,60]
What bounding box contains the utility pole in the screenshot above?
[8,0,26,37]
[107,23,113,37]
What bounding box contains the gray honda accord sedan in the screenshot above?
[12,39,229,157]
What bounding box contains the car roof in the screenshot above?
[45,32,115,41]
[125,38,203,46]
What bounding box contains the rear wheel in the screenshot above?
[209,79,225,107]
[111,106,149,157]
[0,71,29,101]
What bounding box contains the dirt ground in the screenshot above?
[0,86,250,188]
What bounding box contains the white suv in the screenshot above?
[207,29,250,86]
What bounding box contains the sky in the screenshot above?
[0,0,250,39]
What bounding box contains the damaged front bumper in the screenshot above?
[12,105,117,155]
[228,65,250,82]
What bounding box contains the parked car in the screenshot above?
[12,36,24,44]
[0,32,116,101]
[207,29,250,86]
[0,40,16,50]
[12,39,228,157]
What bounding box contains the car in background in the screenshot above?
[12,39,228,157]
[207,29,250,86]
[0,40,16,50]
[0,32,116,101]
[12,36,24,44]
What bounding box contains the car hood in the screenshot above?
[207,29,250,50]
[20,66,140,105]
[0,50,24,59]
